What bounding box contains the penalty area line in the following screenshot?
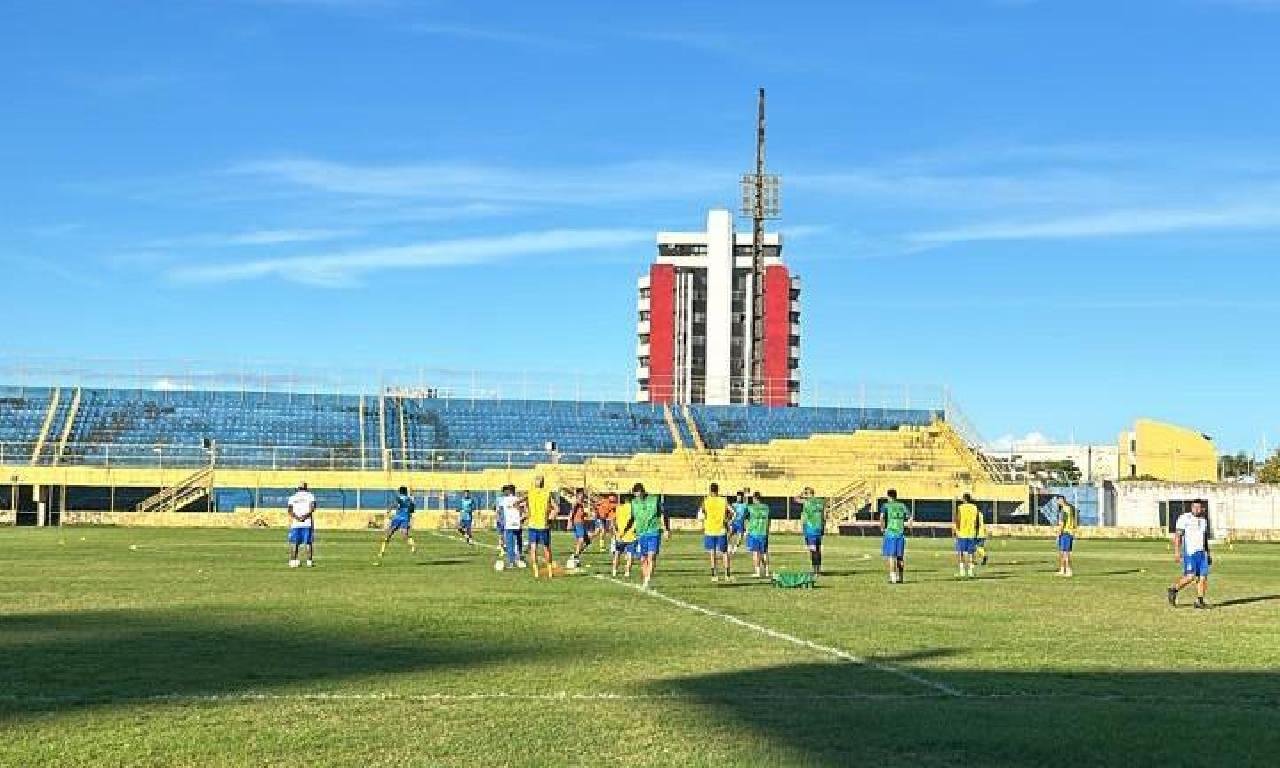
[591,574,965,698]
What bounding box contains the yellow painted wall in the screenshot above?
[4,425,1029,516]
[1117,419,1217,482]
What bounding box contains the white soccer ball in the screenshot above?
[494,559,505,572]
[566,556,580,570]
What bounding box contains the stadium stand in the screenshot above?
[1,385,943,470]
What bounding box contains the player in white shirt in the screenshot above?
[1167,500,1212,609]
[495,484,526,569]
[286,481,317,568]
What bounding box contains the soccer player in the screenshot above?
[1168,500,1212,609]
[594,493,617,553]
[611,495,637,578]
[728,489,749,555]
[496,484,525,569]
[879,489,909,584]
[286,481,316,568]
[456,490,476,545]
[699,483,731,582]
[1055,496,1078,577]
[745,491,772,579]
[954,493,981,578]
[525,476,556,579]
[378,486,418,561]
[569,488,591,561]
[631,483,669,590]
[796,487,826,575]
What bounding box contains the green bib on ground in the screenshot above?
[773,571,816,588]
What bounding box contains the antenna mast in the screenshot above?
[741,88,780,404]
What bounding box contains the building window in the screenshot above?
[659,244,708,258]
[790,289,800,300]
[789,311,800,323]
[788,335,799,345]
[638,357,650,367]
[639,288,650,299]
[639,334,650,344]
[639,311,650,322]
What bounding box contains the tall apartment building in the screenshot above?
[636,209,800,406]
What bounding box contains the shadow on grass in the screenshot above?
[658,660,1280,767]
[0,608,558,720]
[1216,593,1280,608]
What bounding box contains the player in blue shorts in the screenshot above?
[285,482,316,568]
[745,491,771,579]
[699,483,731,582]
[456,490,477,545]
[954,493,981,578]
[796,487,826,575]
[569,488,591,562]
[377,486,417,562]
[879,489,910,584]
[1168,500,1212,609]
[728,490,749,555]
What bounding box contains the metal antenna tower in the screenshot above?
[740,88,780,404]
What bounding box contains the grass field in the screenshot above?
[1,526,1277,767]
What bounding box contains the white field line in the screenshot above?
[591,573,963,698]
[428,529,961,698]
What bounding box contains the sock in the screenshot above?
[407,537,417,552]
[378,541,387,556]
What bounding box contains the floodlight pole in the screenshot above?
[751,88,767,404]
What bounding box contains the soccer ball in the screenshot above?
[516,559,528,569]
[494,559,505,572]
[566,555,580,570]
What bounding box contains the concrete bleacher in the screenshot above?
[0,385,943,470]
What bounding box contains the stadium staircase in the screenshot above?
[29,387,61,464]
[134,466,215,515]
[681,405,707,452]
[827,478,873,522]
[52,387,82,466]
[29,387,82,466]
[661,403,686,451]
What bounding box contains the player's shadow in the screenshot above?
[659,659,1280,767]
[1216,593,1280,608]
[0,608,569,721]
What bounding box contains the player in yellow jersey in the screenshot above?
[1055,496,1078,577]
[698,483,731,582]
[523,476,557,579]
[611,497,637,578]
[953,493,983,578]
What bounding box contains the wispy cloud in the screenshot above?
[409,22,566,49]
[168,227,650,286]
[907,202,1280,243]
[228,157,730,206]
[145,228,360,249]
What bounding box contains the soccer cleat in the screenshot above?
[1167,587,1178,606]
[1064,568,1073,577]
[1194,598,1208,610]
[711,575,720,583]
[288,559,299,568]
[305,560,313,568]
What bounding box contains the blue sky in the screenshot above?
[3,0,1280,453]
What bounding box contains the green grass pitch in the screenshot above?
[1,526,1277,767]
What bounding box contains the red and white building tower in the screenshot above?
[636,209,800,406]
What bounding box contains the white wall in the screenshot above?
[1110,481,1280,532]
